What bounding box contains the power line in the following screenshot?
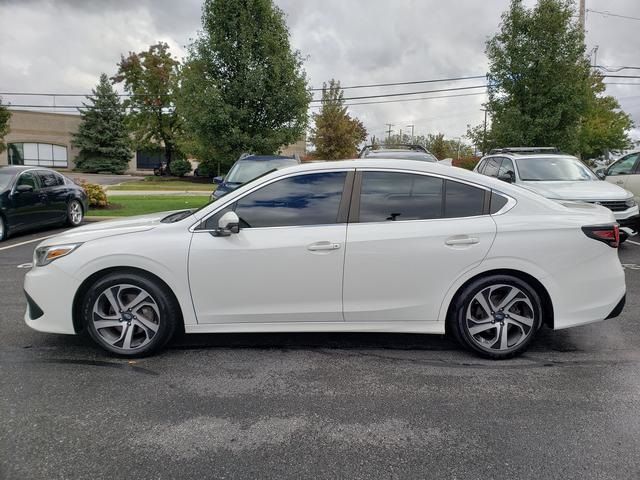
[308,75,486,91]
[587,9,640,22]
[310,84,487,103]
[341,91,487,107]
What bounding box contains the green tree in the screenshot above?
[72,74,132,174]
[113,42,182,169]
[578,75,633,158]
[310,79,367,159]
[178,0,311,170]
[0,98,10,154]
[471,0,632,157]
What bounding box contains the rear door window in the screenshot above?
[358,172,443,222]
[444,180,486,218]
[37,170,62,188]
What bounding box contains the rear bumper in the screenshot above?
[606,294,626,320]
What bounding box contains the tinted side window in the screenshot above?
[359,172,443,222]
[483,158,502,177]
[37,171,60,188]
[490,192,508,214]
[476,159,487,174]
[444,180,485,218]
[16,172,39,190]
[206,172,347,229]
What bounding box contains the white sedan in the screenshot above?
[24,159,626,359]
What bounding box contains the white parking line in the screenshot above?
[627,240,640,247]
[0,234,57,252]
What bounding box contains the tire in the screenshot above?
[0,215,6,242]
[67,199,84,227]
[449,275,543,359]
[81,271,179,357]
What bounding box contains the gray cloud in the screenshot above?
[0,0,638,143]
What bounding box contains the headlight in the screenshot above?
[625,198,636,208]
[33,243,82,267]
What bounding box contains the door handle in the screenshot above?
[445,236,479,246]
[616,180,624,185]
[307,241,341,252]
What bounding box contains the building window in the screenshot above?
[8,143,68,168]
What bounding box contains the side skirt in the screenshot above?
[184,321,445,335]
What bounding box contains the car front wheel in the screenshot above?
[81,272,178,356]
[67,199,84,227]
[0,216,6,242]
[450,275,543,359]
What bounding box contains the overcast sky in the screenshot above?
[1,0,638,143]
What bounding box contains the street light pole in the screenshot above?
[406,124,415,143]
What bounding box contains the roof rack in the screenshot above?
[489,147,560,155]
[359,144,432,157]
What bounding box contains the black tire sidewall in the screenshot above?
[82,272,177,357]
[0,215,6,241]
[452,275,542,359]
[67,199,84,226]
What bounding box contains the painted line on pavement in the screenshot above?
[0,234,57,252]
[626,240,640,247]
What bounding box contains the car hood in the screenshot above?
[518,180,632,201]
[37,211,174,247]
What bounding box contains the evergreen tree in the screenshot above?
[310,80,367,160]
[178,0,311,171]
[73,74,132,174]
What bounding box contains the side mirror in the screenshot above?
[212,211,240,237]
[15,184,34,194]
[213,176,224,185]
[497,171,515,183]
[595,169,606,180]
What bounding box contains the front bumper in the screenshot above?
[23,264,80,335]
[617,214,640,233]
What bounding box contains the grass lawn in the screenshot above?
[109,179,215,191]
[89,195,210,217]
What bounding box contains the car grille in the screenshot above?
[587,201,629,212]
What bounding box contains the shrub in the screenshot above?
[169,158,192,177]
[75,155,128,174]
[453,156,480,171]
[79,181,109,208]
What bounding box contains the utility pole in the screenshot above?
[579,0,585,31]
[481,109,488,156]
[399,128,403,142]
[385,123,394,140]
[406,124,415,143]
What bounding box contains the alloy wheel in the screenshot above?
[92,284,160,351]
[69,201,83,225]
[464,284,536,352]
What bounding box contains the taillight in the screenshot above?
[581,224,620,248]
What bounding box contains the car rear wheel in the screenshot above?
[81,272,178,356]
[67,199,84,227]
[450,275,542,359]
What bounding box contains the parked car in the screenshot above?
[596,151,640,204]
[24,159,625,360]
[359,144,438,162]
[211,154,300,200]
[474,148,639,241]
[0,166,88,242]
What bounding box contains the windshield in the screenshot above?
[517,157,596,181]
[366,151,438,162]
[225,159,297,184]
[0,171,14,190]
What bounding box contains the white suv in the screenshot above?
[474,148,639,241]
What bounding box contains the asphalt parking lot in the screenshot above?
[1,229,640,480]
